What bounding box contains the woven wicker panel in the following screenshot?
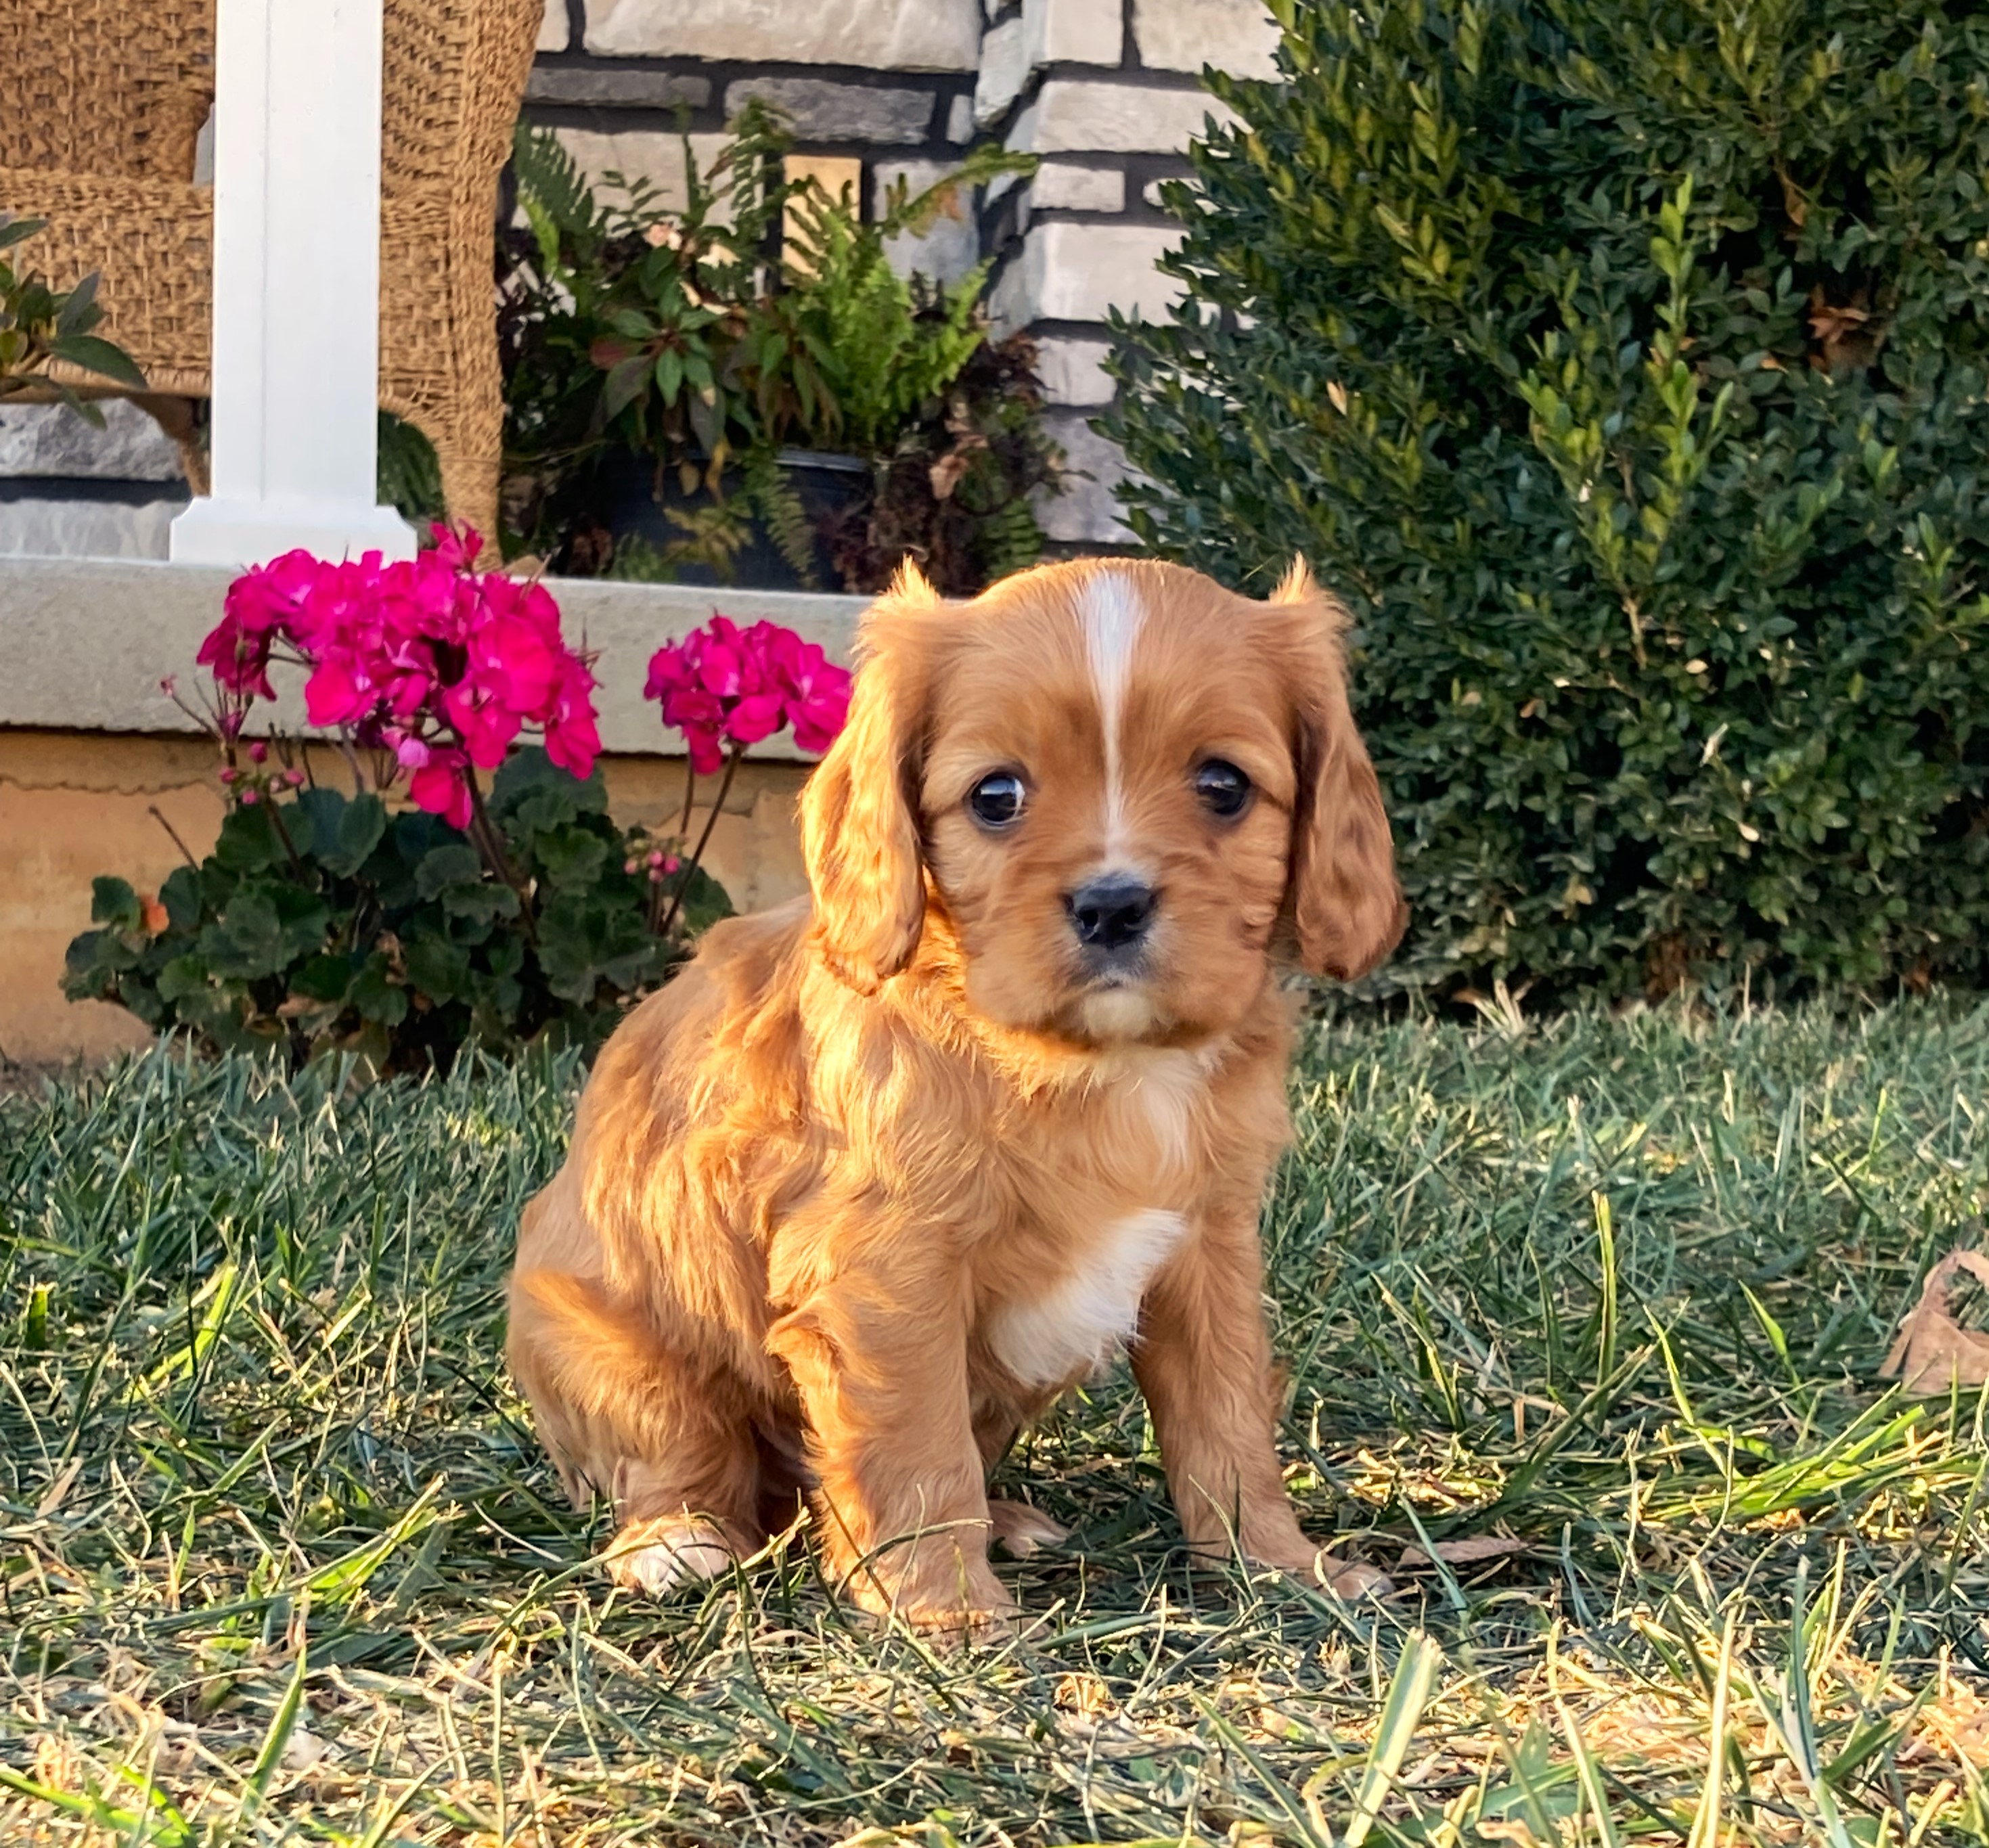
[0,173,215,375]
[379,0,539,538]
[1,0,539,538]
[0,2,215,178]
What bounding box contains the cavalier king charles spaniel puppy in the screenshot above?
[507,556,1405,1631]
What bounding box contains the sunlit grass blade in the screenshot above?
[1340,1632,1442,1848]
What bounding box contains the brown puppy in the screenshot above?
[506,556,1405,1630]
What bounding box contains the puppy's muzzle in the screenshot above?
[1067,875,1157,964]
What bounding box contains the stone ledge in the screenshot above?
[0,557,866,760]
[0,494,185,562]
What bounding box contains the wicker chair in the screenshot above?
[0,0,539,541]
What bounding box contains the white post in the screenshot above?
[170,0,416,566]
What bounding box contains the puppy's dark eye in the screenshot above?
[1195,759,1253,819]
[967,771,1027,830]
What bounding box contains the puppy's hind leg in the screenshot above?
[506,1267,763,1596]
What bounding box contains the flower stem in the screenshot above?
[266,797,306,878]
[661,746,742,938]
[466,767,539,946]
[148,805,200,872]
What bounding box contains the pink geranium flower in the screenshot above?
[409,748,474,829]
[196,522,602,822]
[643,614,852,771]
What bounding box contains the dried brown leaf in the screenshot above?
[35,1456,83,1518]
[1807,284,1881,375]
[1397,1535,1531,1569]
[1879,1249,1989,1396]
[928,450,971,502]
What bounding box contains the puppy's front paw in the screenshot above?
[1311,1550,1393,1602]
[1238,1535,1393,1602]
[605,1514,737,1597]
[987,1499,1069,1558]
[906,1601,1021,1647]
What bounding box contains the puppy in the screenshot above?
[506,557,1405,1631]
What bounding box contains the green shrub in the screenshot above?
[1107,0,1989,999]
[64,752,730,1073]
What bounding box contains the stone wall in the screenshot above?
[523,0,1279,545]
[976,0,1274,539]
[528,0,987,287]
[0,401,189,560]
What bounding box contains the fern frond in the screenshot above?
[512,123,604,248]
[746,447,821,588]
[872,146,1039,241]
[604,533,675,582]
[977,494,1046,582]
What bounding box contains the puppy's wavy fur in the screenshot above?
[508,557,1406,1626]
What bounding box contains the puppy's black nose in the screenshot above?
[1067,876,1157,951]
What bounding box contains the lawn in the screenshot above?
[2,1001,1986,1846]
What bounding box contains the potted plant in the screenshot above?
[498,112,1055,592]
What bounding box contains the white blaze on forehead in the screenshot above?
[1079,570,1146,853]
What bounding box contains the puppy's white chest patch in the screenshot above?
[989,1208,1188,1388]
[1123,1047,1211,1171]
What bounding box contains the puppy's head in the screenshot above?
[800,558,1405,1046]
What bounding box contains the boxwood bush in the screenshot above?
[1107,0,1989,999]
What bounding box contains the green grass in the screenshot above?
[3,1001,1987,1846]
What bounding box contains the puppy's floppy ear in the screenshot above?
[799,566,939,993]
[1274,560,1408,981]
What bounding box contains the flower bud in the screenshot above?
[248,740,269,763]
[218,767,238,784]
[240,787,259,805]
[648,866,664,884]
[663,854,681,874]
[285,768,306,786]
[648,850,665,867]
[624,859,638,874]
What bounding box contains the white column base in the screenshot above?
[170,495,417,568]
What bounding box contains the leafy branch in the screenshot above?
[0,215,146,423]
